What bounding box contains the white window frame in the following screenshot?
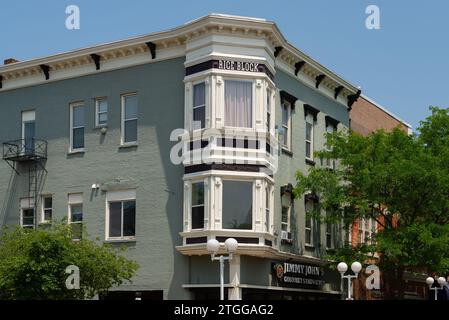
[191,181,205,230]
[223,78,255,129]
[281,100,292,151]
[105,189,136,241]
[265,185,271,233]
[305,199,315,247]
[121,93,138,145]
[358,217,377,244]
[192,82,206,130]
[41,195,53,223]
[281,197,291,234]
[95,97,108,127]
[325,123,336,169]
[20,198,35,229]
[266,88,271,133]
[69,102,85,152]
[305,113,314,161]
[68,193,83,240]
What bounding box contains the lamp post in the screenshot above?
[426,276,446,300]
[337,261,362,300]
[206,238,238,301]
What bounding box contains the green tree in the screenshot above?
[294,107,449,299]
[0,223,139,300]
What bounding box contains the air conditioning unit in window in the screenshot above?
[280,230,291,240]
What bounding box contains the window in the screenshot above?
[265,186,270,233]
[305,114,314,160]
[41,195,52,223]
[281,101,291,150]
[305,199,315,246]
[108,200,136,239]
[224,80,252,128]
[95,98,108,127]
[70,102,85,151]
[358,218,376,244]
[68,194,83,240]
[325,211,333,249]
[281,191,292,233]
[222,181,252,230]
[325,123,336,169]
[121,93,138,144]
[266,89,271,133]
[20,198,35,229]
[193,83,206,130]
[22,110,35,155]
[191,182,204,230]
[21,209,35,229]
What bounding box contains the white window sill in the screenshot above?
[68,149,85,155]
[304,244,315,249]
[105,238,136,243]
[119,143,138,149]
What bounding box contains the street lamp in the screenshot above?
[338,261,362,300]
[426,276,447,300]
[207,238,238,300]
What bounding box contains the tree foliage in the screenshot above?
[0,223,139,300]
[294,106,449,298]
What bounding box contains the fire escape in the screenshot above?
[2,138,47,229]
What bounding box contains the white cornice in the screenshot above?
[0,13,360,98]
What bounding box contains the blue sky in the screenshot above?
[1,0,448,130]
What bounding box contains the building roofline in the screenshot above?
[360,94,412,129]
[0,13,360,98]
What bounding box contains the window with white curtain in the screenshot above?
[224,80,252,128]
[281,101,291,150]
[325,123,336,169]
[305,113,314,160]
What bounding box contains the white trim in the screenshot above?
[305,113,314,161]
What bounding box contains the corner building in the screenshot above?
[0,14,363,299]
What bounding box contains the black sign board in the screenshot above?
[272,261,326,289]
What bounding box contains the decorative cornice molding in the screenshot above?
[0,14,359,96]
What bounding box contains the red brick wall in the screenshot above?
[350,96,408,136]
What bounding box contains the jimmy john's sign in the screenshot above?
[217,60,262,73]
[272,261,326,289]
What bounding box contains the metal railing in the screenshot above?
[2,138,47,161]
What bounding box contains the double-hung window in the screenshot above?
[265,186,271,233]
[41,195,53,223]
[281,191,292,234]
[325,122,337,169]
[20,198,35,229]
[193,83,206,130]
[191,182,205,230]
[266,89,271,133]
[305,113,314,160]
[281,101,291,150]
[224,80,252,128]
[95,97,108,127]
[68,194,83,240]
[305,199,315,246]
[70,102,85,151]
[121,93,138,144]
[358,218,376,244]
